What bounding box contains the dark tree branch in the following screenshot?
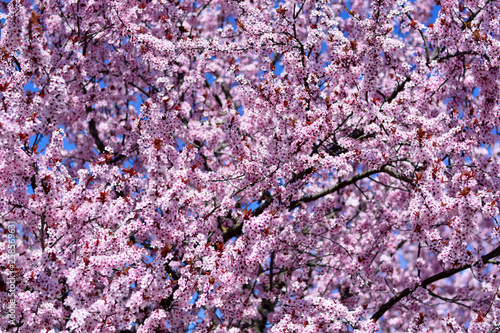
[289,165,412,210]
[425,287,473,310]
[288,169,382,210]
[436,50,474,62]
[89,118,105,153]
[40,213,46,251]
[257,298,274,332]
[371,244,500,321]
[128,81,151,98]
[406,13,431,64]
[287,166,314,185]
[379,165,414,186]
[222,196,274,242]
[460,0,491,30]
[12,56,21,71]
[160,263,180,310]
[386,77,411,104]
[223,166,412,240]
[222,223,243,242]
[269,250,275,292]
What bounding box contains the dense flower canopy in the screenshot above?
[1,0,500,331]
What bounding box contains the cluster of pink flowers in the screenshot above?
[1,0,500,331]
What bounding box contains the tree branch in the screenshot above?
[379,165,414,186]
[89,118,105,153]
[40,212,46,251]
[12,56,21,72]
[223,166,413,241]
[371,244,500,321]
[435,50,474,62]
[406,13,431,65]
[460,0,491,30]
[222,197,274,242]
[289,165,412,210]
[288,169,381,210]
[386,77,411,104]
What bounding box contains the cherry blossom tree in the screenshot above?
[1,0,500,331]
